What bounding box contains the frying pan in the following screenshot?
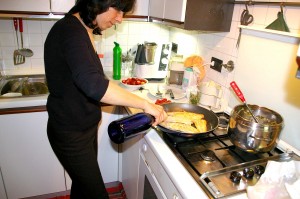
[157,103,219,138]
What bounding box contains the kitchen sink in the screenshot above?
[0,75,48,98]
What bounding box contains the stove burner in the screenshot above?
[217,113,230,129]
[200,150,216,161]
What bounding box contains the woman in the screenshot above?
[44,0,167,198]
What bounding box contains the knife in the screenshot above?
[169,89,175,99]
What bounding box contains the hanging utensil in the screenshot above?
[266,4,290,32]
[13,18,25,65]
[18,18,34,57]
[230,81,259,123]
[236,3,254,48]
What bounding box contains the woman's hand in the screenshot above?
[143,101,167,126]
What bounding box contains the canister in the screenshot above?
[169,60,185,85]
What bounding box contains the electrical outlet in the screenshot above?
[210,57,223,72]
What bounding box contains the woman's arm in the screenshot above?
[101,81,167,126]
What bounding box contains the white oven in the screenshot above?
[137,139,183,199]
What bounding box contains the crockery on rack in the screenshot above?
[149,85,186,100]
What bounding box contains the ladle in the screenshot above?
[230,81,259,123]
[18,18,34,57]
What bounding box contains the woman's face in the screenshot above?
[94,7,124,30]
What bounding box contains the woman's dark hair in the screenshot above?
[69,0,136,34]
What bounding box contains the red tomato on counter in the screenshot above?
[122,78,147,85]
[155,98,171,105]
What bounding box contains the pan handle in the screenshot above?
[230,81,246,103]
[13,18,18,31]
[19,18,23,33]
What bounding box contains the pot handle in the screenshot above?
[249,135,272,142]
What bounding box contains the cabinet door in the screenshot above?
[0,0,50,12]
[149,0,165,19]
[131,0,149,16]
[0,112,66,199]
[50,0,75,13]
[0,167,6,199]
[164,0,187,22]
[98,106,120,183]
[61,106,121,190]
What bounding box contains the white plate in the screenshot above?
[149,85,186,100]
[120,77,148,91]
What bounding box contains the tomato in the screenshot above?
[122,77,147,85]
[155,98,171,105]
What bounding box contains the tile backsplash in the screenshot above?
[0,18,170,76]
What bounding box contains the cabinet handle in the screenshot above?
[142,144,147,152]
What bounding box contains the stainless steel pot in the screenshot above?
[228,104,284,153]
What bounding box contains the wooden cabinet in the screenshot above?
[97,106,121,183]
[149,0,235,31]
[0,0,50,13]
[125,0,149,20]
[149,0,164,19]
[131,0,149,16]
[0,168,6,199]
[65,106,122,190]
[164,0,187,22]
[119,107,143,199]
[50,0,75,14]
[0,0,75,15]
[121,134,142,199]
[0,111,66,199]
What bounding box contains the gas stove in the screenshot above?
[157,112,300,198]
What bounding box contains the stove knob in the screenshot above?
[254,165,265,176]
[229,171,242,183]
[243,168,255,179]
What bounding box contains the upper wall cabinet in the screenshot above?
[0,0,50,13]
[50,0,75,14]
[149,0,235,32]
[125,0,149,20]
[0,0,75,17]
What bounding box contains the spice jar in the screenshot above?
[187,86,200,105]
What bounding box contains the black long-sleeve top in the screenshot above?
[44,14,109,131]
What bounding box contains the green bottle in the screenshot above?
[113,42,122,80]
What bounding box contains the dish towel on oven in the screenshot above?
[247,160,300,199]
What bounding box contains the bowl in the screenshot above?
[120,77,148,90]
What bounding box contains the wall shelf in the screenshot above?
[239,25,300,38]
[234,1,300,7]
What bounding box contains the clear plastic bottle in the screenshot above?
[108,113,155,144]
[113,42,122,80]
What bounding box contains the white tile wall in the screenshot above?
[0,19,169,75]
[0,1,299,79]
[169,1,300,102]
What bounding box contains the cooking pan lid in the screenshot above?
[157,103,219,138]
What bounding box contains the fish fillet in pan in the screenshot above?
[161,111,207,133]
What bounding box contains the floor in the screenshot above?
[22,181,127,199]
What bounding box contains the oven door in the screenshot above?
[137,154,167,199]
[137,140,182,199]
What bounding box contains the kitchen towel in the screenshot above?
[247,160,300,199]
